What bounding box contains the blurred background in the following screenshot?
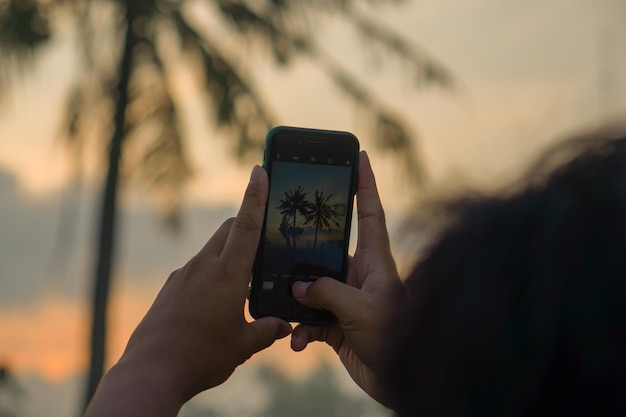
[0,0,625,416]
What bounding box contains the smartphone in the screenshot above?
[249,126,360,323]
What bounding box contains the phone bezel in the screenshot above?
[249,126,360,323]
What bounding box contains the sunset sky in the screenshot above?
[1,0,625,415]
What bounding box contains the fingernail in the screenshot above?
[292,281,311,299]
[249,165,262,185]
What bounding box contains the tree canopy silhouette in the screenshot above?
[304,190,342,252]
[277,186,309,249]
[0,0,456,409]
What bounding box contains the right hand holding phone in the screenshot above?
[290,151,407,408]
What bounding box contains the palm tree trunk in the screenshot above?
[83,2,138,410]
[313,219,319,253]
[292,213,297,249]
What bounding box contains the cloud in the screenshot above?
[0,163,242,312]
[0,169,68,306]
[0,163,244,384]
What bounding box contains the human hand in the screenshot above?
[290,151,406,408]
[84,166,292,417]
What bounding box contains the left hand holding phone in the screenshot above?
[83,165,292,417]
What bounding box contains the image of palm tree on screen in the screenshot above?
[263,162,351,275]
[277,186,308,249]
[304,190,342,254]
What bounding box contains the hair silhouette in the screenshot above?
[387,131,626,416]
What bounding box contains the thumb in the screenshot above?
[292,278,368,323]
[244,317,292,355]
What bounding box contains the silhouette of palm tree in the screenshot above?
[304,190,342,253]
[278,217,291,249]
[277,186,310,249]
[1,0,456,408]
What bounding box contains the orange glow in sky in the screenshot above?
[0,298,89,382]
[0,279,333,383]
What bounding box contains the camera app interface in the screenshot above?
[260,159,353,295]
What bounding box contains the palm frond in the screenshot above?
[339,4,455,89]
[204,0,443,184]
[213,0,312,64]
[124,39,192,228]
[0,0,51,95]
[173,10,275,157]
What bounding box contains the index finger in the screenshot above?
[356,151,392,254]
[221,165,268,265]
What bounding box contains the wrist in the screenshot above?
[84,352,189,417]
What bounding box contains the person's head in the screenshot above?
[386,129,626,416]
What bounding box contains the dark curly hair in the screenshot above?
[386,129,626,416]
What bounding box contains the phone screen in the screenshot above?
[263,160,352,280]
[250,127,359,322]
